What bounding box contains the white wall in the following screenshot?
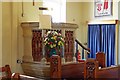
[2,2,12,67]
[62,1,119,55]
[66,2,84,43]
[11,2,21,72]
[118,1,120,64]
[67,1,119,47]
[78,1,119,45]
[81,1,120,64]
[118,24,120,64]
[18,2,42,59]
[0,2,2,67]
[119,1,120,20]
[82,2,118,21]
[80,2,92,44]
[2,2,20,73]
[81,1,119,23]
[18,2,43,73]
[18,2,43,22]
[66,2,86,52]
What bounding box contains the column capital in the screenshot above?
[21,22,39,38]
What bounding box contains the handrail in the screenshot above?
[75,39,90,53]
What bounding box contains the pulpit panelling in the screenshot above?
[32,30,43,61]
[64,31,74,62]
[21,22,78,62]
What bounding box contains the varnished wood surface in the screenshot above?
[0,65,20,79]
[96,65,120,79]
[96,52,106,68]
[62,62,84,79]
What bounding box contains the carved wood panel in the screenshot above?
[32,29,74,62]
[64,31,74,62]
[50,55,61,78]
[84,59,99,79]
[32,30,43,61]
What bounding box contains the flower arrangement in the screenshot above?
[44,31,64,50]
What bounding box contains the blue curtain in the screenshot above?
[88,24,115,67]
[88,25,101,58]
[101,24,115,67]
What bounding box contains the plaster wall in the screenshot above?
[2,2,12,68]
[0,2,2,67]
[118,1,120,64]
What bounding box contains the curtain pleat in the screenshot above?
[88,25,101,58]
[88,24,115,67]
[101,24,115,67]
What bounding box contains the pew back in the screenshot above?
[96,66,120,79]
[84,59,120,79]
[0,65,12,79]
[50,55,119,79]
[84,58,99,79]
[62,62,84,79]
[50,55,85,79]
[0,65,20,80]
[96,52,106,68]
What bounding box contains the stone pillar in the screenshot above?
[41,29,47,63]
[21,22,38,62]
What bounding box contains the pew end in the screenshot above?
[0,65,20,80]
[96,52,106,68]
[84,58,99,79]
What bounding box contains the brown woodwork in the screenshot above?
[96,65,120,79]
[75,39,90,53]
[0,65,42,80]
[62,62,84,79]
[32,30,43,61]
[0,65,20,79]
[64,31,74,62]
[50,55,61,78]
[50,55,85,79]
[50,55,120,79]
[84,58,120,79]
[96,52,106,68]
[33,0,35,6]
[84,58,99,79]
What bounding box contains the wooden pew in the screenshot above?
[84,58,99,79]
[96,52,106,68]
[0,65,20,80]
[0,65,43,80]
[50,55,85,79]
[50,55,120,79]
[96,65,120,79]
[84,59,120,79]
[62,62,84,79]
[50,52,105,79]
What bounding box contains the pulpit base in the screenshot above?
[21,61,50,78]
